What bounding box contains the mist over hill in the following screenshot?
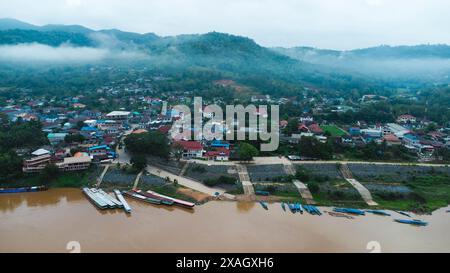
[0,18,449,96]
[273,45,450,82]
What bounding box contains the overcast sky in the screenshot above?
[0,0,449,49]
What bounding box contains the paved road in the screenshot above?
[146,165,231,197]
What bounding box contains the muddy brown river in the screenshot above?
[0,188,449,253]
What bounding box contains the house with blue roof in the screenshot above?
[211,140,231,149]
[81,126,98,132]
[88,145,112,157]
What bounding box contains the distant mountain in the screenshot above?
[0,18,39,31]
[273,45,450,81]
[1,18,449,90]
[274,45,450,60]
[39,24,93,34]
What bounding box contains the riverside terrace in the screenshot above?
[136,157,450,213]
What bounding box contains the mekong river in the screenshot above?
[0,188,449,253]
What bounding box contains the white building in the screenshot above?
[384,123,410,138]
[106,111,131,121]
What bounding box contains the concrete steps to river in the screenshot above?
[339,163,378,206]
[236,164,255,196]
[284,163,316,204]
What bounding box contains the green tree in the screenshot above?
[124,131,170,158]
[130,154,147,172]
[0,151,23,182]
[297,137,333,160]
[41,164,60,182]
[238,143,259,161]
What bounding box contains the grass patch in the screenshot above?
[0,169,96,189]
[360,174,450,213]
[320,125,347,137]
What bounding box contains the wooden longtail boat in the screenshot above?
[0,185,47,194]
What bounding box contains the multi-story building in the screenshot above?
[23,154,52,173]
[57,156,92,172]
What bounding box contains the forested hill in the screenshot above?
[0,18,449,97]
[0,19,382,97]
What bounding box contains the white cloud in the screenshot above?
[0,43,147,63]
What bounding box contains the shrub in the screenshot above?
[191,165,206,173]
[308,183,320,194]
[204,176,236,187]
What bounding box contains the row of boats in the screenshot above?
[123,189,195,208]
[259,202,429,226]
[82,188,132,213]
[260,201,323,216]
[83,187,195,212]
[0,185,47,194]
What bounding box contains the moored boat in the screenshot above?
[288,203,296,213]
[304,205,321,215]
[98,189,123,208]
[366,210,391,216]
[311,205,322,216]
[133,189,174,206]
[259,201,269,210]
[255,190,270,196]
[394,210,411,218]
[146,190,195,208]
[114,190,131,213]
[91,188,116,208]
[123,191,162,205]
[82,188,108,210]
[333,208,365,216]
[0,185,47,194]
[394,219,428,226]
[326,211,354,219]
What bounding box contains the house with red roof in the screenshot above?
[173,141,204,159]
[397,115,416,124]
[158,125,172,134]
[382,134,401,146]
[308,124,323,135]
[298,123,309,133]
[205,147,230,161]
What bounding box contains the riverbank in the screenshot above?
[1,188,449,253]
[2,164,450,213]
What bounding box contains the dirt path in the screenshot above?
[146,165,231,197]
[96,165,110,188]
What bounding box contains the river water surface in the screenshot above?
[0,188,449,253]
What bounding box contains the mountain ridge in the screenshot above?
[2,18,450,55]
